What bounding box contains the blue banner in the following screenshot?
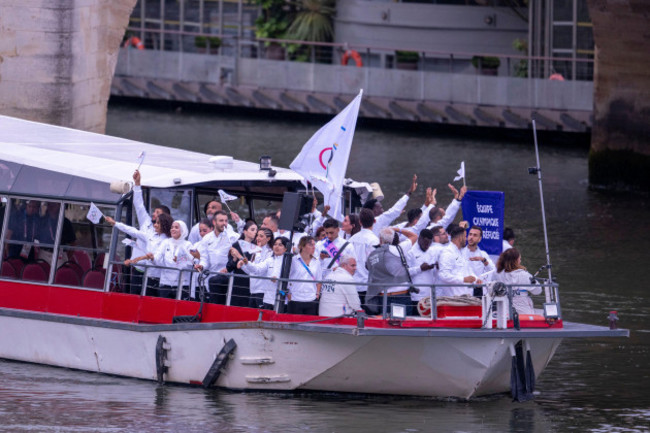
[461,190,504,256]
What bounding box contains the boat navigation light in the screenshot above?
[390,304,407,321]
[543,302,559,323]
[259,155,272,171]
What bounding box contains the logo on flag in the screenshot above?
[290,90,363,221]
[218,189,238,203]
[86,202,103,224]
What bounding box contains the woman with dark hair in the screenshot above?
[247,228,273,308]
[287,236,322,315]
[343,213,361,238]
[494,248,542,315]
[105,212,172,296]
[238,236,290,310]
[225,220,258,307]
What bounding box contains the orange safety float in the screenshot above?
[123,36,145,50]
[341,50,363,67]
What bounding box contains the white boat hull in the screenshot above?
[0,310,562,399]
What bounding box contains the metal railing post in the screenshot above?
[225,273,234,306]
[176,270,184,300]
[141,268,149,296]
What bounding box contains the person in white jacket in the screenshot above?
[319,255,361,317]
[494,248,542,315]
[461,226,496,283]
[239,236,291,310]
[438,225,481,297]
[105,213,172,296]
[147,220,193,299]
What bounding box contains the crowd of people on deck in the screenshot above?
[110,170,541,318]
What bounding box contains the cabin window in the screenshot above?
[2,199,64,282]
[194,191,251,223]
[0,197,121,289]
[251,198,282,223]
[150,189,192,228]
[55,202,116,288]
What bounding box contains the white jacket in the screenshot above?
[494,269,542,315]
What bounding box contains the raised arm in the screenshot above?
[132,170,153,231]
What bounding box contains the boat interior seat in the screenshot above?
[7,258,24,277]
[72,250,92,274]
[21,263,48,282]
[1,261,17,279]
[83,270,105,290]
[54,265,81,286]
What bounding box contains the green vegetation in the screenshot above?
[471,56,501,70]
[512,38,528,78]
[396,51,420,64]
[285,0,335,43]
[194,36,222,49]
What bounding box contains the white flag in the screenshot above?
[453,161,465,182]
[290,90,363,221]
[218,189,238,203]
[136,151,146,169]
[86,202,103,224]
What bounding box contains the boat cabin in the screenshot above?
[0,115,364,294]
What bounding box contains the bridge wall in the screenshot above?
[0,0,136,133]
[113,49,593,132]
[587,0,650,190]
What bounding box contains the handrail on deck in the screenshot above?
[107,261,560,323]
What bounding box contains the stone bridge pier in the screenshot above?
[587,0,650,191]
[0,0,137,133]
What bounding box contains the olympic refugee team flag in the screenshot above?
[290,90,363,221]
[461,190,505,256]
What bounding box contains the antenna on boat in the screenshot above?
[529,120,553,283]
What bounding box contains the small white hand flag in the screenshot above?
[136,151,146,170]
[453,161,465,182]
[86,202,103,224]
[218,189,238,203]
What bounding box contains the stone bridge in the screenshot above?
[0,0,647,190]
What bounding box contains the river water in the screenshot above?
[1,101,648,432]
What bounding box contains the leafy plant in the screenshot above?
[471,56,501,69]
[194,36,222,49]
[254,0,291,46]
[285,0,335,42]
[396,50,419,64]
[512,38,528,78]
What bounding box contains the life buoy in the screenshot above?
[549,73,564,81]
[341,50,363,67]
[123,36,145,50]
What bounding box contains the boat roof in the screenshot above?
[0,115,304,203]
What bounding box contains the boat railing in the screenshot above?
[107,261,560,323]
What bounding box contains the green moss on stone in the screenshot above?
[589,149,650,191]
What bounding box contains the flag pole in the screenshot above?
[531,119,552,284]
[136,151,145,171]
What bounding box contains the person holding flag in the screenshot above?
[122,169,172,294]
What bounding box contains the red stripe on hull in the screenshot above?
[0,281,561,329]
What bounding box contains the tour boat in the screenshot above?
[0,115,627,400]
